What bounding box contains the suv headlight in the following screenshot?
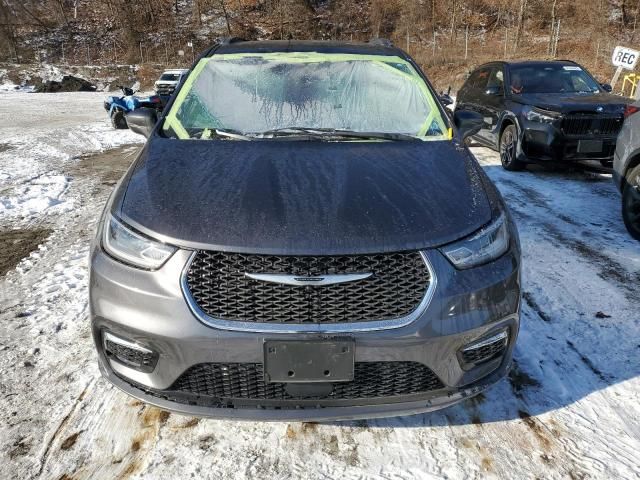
[440,213,510,269]
[103,214,176,269]
[524,107,560,124]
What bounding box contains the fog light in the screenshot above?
[461,330,508,366]
[103,332,158,373]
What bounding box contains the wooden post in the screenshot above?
[611,66,624,91]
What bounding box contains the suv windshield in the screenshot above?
[509,64,601,94]
[160,73,181,81]
[162,52,449,140]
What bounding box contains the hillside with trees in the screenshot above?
[1,0,639,90]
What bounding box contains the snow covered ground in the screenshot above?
[1,91,639,480]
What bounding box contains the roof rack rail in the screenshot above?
[368,38,394,47]
[218,37,246,45]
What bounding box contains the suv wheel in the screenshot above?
[622,164,640,240]
[499,125,525,171]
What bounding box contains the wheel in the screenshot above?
[499,125,525,171]
[111,109,128,129]
[622,164,640,240]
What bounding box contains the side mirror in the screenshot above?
[454,110,484,139]
[126,108,157,138]
[485,86,503,96]
[601,83,613,93]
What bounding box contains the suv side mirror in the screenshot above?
[485,86,503,96]
[454,110,484,139]
[126,108,158,138]
[601,83,613,93]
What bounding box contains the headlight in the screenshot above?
[440,213,510,269]
[524,107,560,124]
[103,214,176,269]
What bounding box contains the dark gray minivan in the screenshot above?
[90,39,521,420]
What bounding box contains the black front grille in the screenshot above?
[185,251,430,324]
[561,114,623,136]
[155,84,176,95]
[166,362,444,401]
[461,341,506,365]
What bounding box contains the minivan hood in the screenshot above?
[116,138,492,255]
[514,92,631,114]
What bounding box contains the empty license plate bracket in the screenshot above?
[264,339,355,383]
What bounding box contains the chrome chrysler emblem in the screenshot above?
[245,272,372,286]
[596,106,604,112]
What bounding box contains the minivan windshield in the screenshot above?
[509,64,601,95]
[162,52,450,141]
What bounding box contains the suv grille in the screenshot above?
[155,83,176,95]
[561,113,623,136]
[167,362,444,400]
[185,251,431,324]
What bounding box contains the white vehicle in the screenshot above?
[154,69,189,96]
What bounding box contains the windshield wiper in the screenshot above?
[184,127,253,140]
[212,128,253,141]
[254,127,421,141]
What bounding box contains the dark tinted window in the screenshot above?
[160,73,181,81]
[487,67,504,92]
[508,64,600,94]
[467,68,491,90]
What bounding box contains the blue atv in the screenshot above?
[103,86,164,129]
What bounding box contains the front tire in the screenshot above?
[622,164,640,240]
[111,109,128,129]
[499,125,525,171]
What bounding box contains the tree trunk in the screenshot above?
[194,0,202,26]
[431,0,436,35]
[17,3,49,29]
[547,0,557,55]
[0,0,18,61]
[56,0,68,25]
[632,0,640,40]
[514,0,527,53]
[146,0,155,22]
[220,0,232,35]
[449,0,457,43]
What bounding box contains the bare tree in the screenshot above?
[513,0,527,53]
[0,0,18,61]
[220,0,232,35]
[547,0,557,55]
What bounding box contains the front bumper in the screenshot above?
[521,119,617,163]
[90,243,521,421]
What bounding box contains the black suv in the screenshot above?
[456,60,631,170]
